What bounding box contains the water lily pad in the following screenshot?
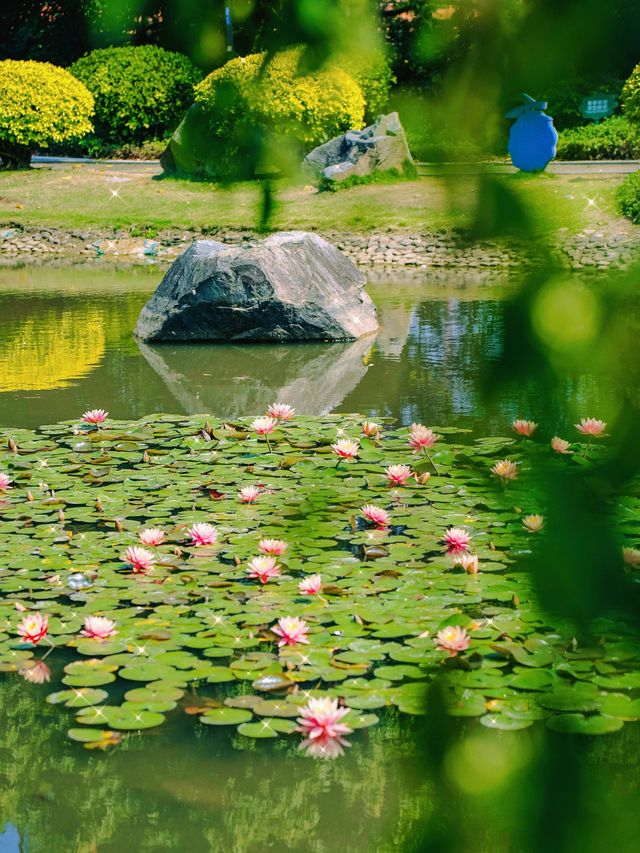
[47,688,109,707]
[479,713,534,730]
[546,714,624,734]
[237,718,296,738]
[77,706,165,730]
[67,727,122,747]
[200,707,253,725]
[252,700,300,718]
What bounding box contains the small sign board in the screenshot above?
[579,93,617,122]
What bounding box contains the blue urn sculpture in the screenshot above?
[506,93,558,172]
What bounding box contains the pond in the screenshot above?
[0,264,628,433]
[1,262,640,853]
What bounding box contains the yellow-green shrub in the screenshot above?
[193,48,364,178]
[335,50,395,122]
[0,60,93,169]
[622,64,640,124]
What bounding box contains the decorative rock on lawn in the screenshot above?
[303,112,414,183]
[134,231,378,342]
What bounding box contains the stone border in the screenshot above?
[1,224,638,271]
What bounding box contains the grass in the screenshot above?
[0,163,628,236]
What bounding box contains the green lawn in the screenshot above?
[0,164,626,236]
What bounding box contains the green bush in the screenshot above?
[69,45,201,146]
[336,50,395,122]
[0,60,93,169]
[555,116,640,160]
[543,76,623,130]
[193,48,365,179]
[622,64,640,124]
[616,171,640,223]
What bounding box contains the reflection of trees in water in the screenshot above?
[0,679,427,852]
[0,304,106,392]
[342,298,505,429]
[0,292,154,427]
[343,296,634,433]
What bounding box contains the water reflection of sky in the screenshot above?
[0,265,631,433]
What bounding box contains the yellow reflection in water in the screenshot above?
[0,308,106,392]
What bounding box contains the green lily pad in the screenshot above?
[200,707,253,725]
[47,688,109,707]
[77,705,165,730]
[546,714,624,735]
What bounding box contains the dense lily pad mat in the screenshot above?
[0,414,638,750]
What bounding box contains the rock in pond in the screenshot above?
[134,231,378,342]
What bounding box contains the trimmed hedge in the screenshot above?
[555,116,640,160]
[69,45,201,146]
[617,171,640,224]
[195,48,365,147]
[0,60,93,168]
[193,48,365,179]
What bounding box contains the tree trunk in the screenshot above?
[0,141,32,170]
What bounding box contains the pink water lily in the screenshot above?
[252,416,277,435]
[361,504,390,527]
[443,527,471,556]
[259,538,288,556]
[575,418,606,437]
[298,697,353,759]
[17,613,48,645]
[361,420,381,438]
[82,409,108,425]
[188,522,218,547]
[436,625,470,656]
[19,660,52,684]
[0,472,12,491]
[551,436,571,454]
[522,514,544,532]
[267,403,295,420]
[302,735,350,759]
[331,439,359,459]
[513,419,538,437]
[408,423,437,453]
[123,546,155,573]
[491,459,518,481]
[299,574,323,595]
[139,528,165,546]
[239,485,261,503]
[455,553,479,574]
[246,555,281,584]
[272,616,310,647]
[623,547,640,567]
[81,615,117,640]
[385,464,412,486]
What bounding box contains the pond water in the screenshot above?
[1,262,640,853]
[0,264,627,434]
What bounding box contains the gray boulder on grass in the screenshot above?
[134,232,378,342]
[303,112,413,183]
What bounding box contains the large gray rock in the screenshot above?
[303,112,413,183]
[134,231,377,342]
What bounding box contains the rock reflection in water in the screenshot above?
[137,334,376,416]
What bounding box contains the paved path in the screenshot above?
[416,160,640,176]
[31,156,162,175]
[31,155,640,177]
